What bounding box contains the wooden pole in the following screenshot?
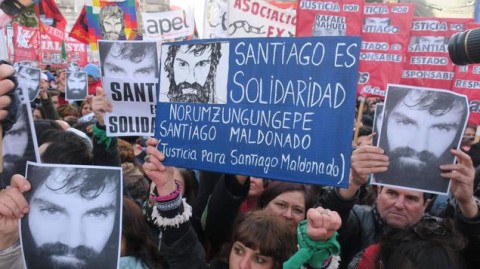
[353,97,365,146]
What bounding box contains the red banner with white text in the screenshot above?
[356,3,415,98]
[400,17,473,90]
[40,33,88,68]
[13,23,39,63]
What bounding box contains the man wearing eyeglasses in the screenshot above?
[319,146,480,269]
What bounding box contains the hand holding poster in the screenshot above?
[156,36,361,187]
[372,84,469,194]
[357,3,414,97]
[21,162,122,269]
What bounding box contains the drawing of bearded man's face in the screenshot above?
[168,45,216,103]
[101,15,124,40]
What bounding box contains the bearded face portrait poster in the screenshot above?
[372,84,469,194]
[20,162,123,269]
[86,0,139,51]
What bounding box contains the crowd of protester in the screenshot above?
[0,57,478,269]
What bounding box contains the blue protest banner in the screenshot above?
[155,36,360,188]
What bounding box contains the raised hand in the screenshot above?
[91,87,112,126]
[339,146,389,199]
[306,207,342,241]
[0,175,30,250]
[0,63,15,121]
[440,149,478,218]
[143,138,177,196]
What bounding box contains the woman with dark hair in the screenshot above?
[210,210,297,269]
[350,217,467,269]
[257,181,315,230]
[175,168,199,205]
[38,129,93,165]
[57,103,80,126]
[80,100,93,117]
[33,119,63,145]
[239,177,267,213]
[142,137,342,269]
[118,138,149,204]
[377,217,466,269]
[121,197,164,269]
[202,178,314,259]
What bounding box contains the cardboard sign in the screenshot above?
[98,40,159,136]
[155,36,361,187]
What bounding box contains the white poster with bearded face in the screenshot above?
[66,71,88,101]
[98,40,159,136]
[372,84,469,194]
[20,162,123,269]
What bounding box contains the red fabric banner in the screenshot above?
[356,3,415,98]
[40,34,88,68]
[13,23,87,68]
[13,23,39,63]
[400,17,473,90]
[35,0,67,31]
[69,6,89,44]
[41,24,64,42]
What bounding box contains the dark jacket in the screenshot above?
[39,92,60,120]
[161,225,209,269]
[91,122,120,166]
[319,188,480,269]
[202,174,249,260]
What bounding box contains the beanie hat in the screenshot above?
[44,70,55,82]
[83,63,101,81]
